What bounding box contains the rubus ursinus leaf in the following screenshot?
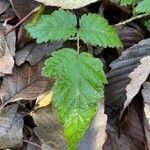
[135,0,150,13]
[42,48,107,150]
[120,0,135,6]
[79,14,122,48]
[26,9,77,43]
[144,20,150,31]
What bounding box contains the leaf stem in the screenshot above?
[114,13,150,27]
[77,32,80,53]
[4,5,43,36]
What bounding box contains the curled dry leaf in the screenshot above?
[0,104,23,149]
[15,42,63,66]
[105,38,150,122]
[0,0,10,15]
[0,61,50,108]
[34,0,99,9]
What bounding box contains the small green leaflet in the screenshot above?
[120,0,135,6]
[26,9,77,43]
[135,0,150,13]
[79,13,123,48]
[144,20,150,31]
[42,48,107,150]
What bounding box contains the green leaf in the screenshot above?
[79,13,123,48]
[120,0,135,6]
[25,9,77,43]
[144,20,150,31]
[42,48,107,150]
[135,0,150,13]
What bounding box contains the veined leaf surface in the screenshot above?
[79,14,122,48]
[135,0,150,13]
[42,48,107,150]
[26,9,77,43]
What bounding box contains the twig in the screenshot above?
[4,6,41,36]
[114,13,150,27]
[23,139,42,149]
[77,32,80,53]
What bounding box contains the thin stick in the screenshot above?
[77,32,80,53]
[115,13,150,27]
[23,139,42,149]
[4,6,41,36]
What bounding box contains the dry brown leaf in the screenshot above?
[15,42,63,66]
[116,25,144,54]
[104,101,146,150]
[105,38,150,122]
[32,106,68,150]
[5,25,16,56]
[0,61,51,108]
[34,0,99,9]
[9,0,37,19]
[0,104,23,149]
[0,28,14,77]
[0,0,10,14]
[123,56,150,116]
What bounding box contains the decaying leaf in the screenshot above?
[0,61,50,108]
[0,27,14,76]
[34,0,99,9]
[15,42,63,66]
[0,104,23,149]
[34,91,53,110]
[32,106,68,150]
[104,100,146,150]
[105,38,150,122]
[0,0,10,15]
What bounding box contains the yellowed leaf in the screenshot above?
[34,91,53,110]
[34,0,99,9]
